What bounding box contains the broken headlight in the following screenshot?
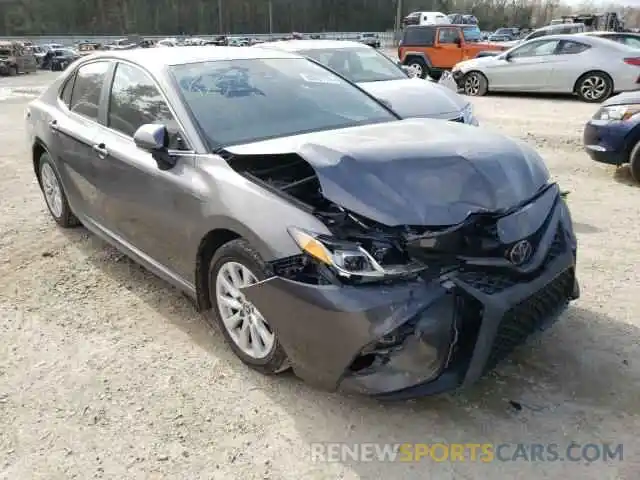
[288,227,426,280]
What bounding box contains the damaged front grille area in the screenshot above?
[456,227,566,295]
[484,268,575,372]
[449,267,575,380]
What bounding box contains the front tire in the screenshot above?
[208,239,289,375]
[575,72,612,103]
[405,57,428,79]
[462,71,488,96]
[629,140,640,183]
[38,152,79,228]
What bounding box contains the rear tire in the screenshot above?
[462,71,488,96]
[38,152,80,228]
[208,239,289,375]
[629,140,640,183]
[575,72,612,103]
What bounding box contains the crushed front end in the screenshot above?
[228,148,579,399]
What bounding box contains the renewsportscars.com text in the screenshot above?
[310,442,624,463]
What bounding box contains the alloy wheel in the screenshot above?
[41,163,63,218]
[407,63,423,78]
[464,73,481,95]
[580,75,607,101]
[215,261,275,360]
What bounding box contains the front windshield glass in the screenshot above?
[171,58,396,148]
[298,47,406,83]
[462,26,482,42]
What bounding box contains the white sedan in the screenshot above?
[451,34,640,102]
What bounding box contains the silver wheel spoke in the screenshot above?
[215,261,275,360]
[220,295,242,310]
[223,311,243,330]
[41,163,63,218]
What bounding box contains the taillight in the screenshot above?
[624,57,640,66]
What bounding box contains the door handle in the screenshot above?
[92,143,108,158]
[48,120,59,133]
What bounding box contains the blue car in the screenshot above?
[583,90,640,182]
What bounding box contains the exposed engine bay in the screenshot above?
[223,150,570,286]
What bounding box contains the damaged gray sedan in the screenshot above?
[26,47,580,399]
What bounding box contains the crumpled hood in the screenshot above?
[225,118,550,226]
[358,78,467,119]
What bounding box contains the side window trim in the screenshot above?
[98,61,117,126]
[105,60,193,150]
[58,71,77,108]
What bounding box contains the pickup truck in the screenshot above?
[398,24,507,79]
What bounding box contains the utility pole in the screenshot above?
[394,0,403,45]
[218,0,223,34]
[268,0,273,34]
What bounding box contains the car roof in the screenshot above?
[522,33,636,50]
[81,46,303,72]
[255,39,368,51]
[582,31,640,37]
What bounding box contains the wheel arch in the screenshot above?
[32,138,50,185]
[402,51,432,68]
[194,218,277,312]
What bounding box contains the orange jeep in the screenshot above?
[398,25,507,79]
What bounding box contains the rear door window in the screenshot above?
[557,40,590,55]
[68,61,110,121]
[622,36,640,48]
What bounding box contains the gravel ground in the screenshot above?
[1,71,639,480]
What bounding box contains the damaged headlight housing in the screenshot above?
[288,227,426,280]
[461,103,478,125]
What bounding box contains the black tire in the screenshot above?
[38,152,80,228]
[208,238,289,375]
[629,140,640,183]
[462,71,488,96]
[575,72,613,103]
[405,57,428,79]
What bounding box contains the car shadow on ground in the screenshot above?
[613,164,639,187]
[61,227,639,476]
[485,91,584,103]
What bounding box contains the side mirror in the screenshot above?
[503,53,512,61]
[133,123,176,170]
[400,65,412,75]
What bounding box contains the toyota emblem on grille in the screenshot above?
[509,240,533,265]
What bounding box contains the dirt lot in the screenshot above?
[1,71,639,480]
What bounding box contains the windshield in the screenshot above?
[171,58,396,148]
[462,26,482,42]
[298,47,406,83]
